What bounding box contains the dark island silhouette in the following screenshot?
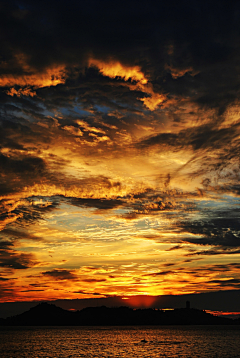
[1,302,240,326]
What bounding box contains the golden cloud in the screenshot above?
[5,87,36,97]
[140,89,166,111]
[1,65,66,97]
[88,58,167,111]
[88,58,148,84]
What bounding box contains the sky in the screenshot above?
[1,0,240,312]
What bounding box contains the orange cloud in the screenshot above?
[0,213,22,231]
[63,125,83,137]
[1,65,66,97]
[88,58,148,84]
[165,64,199,79]
[140,89,166,111]
[0,199,29,230]
[76,120,106,134]
[88,58,167,111]
[5,87,36,97]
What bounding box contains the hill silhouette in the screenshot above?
[3,303,74,325]
[1,303,238,326]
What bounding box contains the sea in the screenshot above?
[0,325,239,358]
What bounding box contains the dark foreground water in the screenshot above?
[0,326,239,358]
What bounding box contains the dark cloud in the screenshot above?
[1,228,42,241]
[0,247,36,269]
[69,197,124,211]
[144,262,240,282]
[119,190,189,220]
[166,245,183,251]
[69,189,186,217]
[40,68,145,115]
[138,121,240,156]
[0,234,35,271]
[162,263,176,267]
[42,269,78,280]
[0,197,60,234]
[21,289,44,292]
[13,198,60,227]
[0,276,10,281]
[0,0,240,113]
[207,279,240,287]
[202,263,240,272]
[0,284,17,300]
[148,270,174,277]
[186,247,240,256]
[29,283,49,288]
[82,278,106,283]
[73,290,105,296]
[179,215,240,248]
[0,240,14,249]
[0,153,47,196]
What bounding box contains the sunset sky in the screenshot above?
[1,0,240,310]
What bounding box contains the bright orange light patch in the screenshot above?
[206,310,240,318]
[123,295,158,308]
[6,87,36,97]
[89,58,148,84]
[1,65,66,96]
[140,90,166,111]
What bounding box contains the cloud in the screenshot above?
[0,153,47,196]
[0,153,46,174]
[88,58,167,110]
[1,64,66,93]
[82,278,106,283]
[166,245,183,251]
[208,279,240,287]
[1,228,37,241]
[0,244,36,269]
[178,215,240,248]
[68,198,124,211]
[42,269,78,280]
[0,197,60,233]
[88,59,148,85]
[1,0,239,115]
[186,248,240,256]
[0,276,10,281]
[73,290,105,296]
[5,87,36,97]
[148,270,174,277]
[138,121,240,154]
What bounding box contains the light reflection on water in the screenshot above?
[0,325,239,357]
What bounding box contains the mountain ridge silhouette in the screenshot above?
[1,302,240,326]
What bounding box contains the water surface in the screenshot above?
[0,325,239,357]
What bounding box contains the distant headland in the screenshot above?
[1,302,240,326]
